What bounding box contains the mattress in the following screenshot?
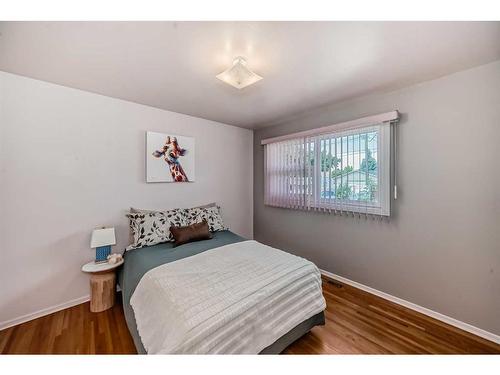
[118,230,325,354]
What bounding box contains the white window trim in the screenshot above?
[307,124,390,216]
[263,111,398,217]
[261,111,399,145]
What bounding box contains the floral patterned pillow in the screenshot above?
[185,205,226,232]
[126,208,188,250]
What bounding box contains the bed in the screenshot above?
[118,230,325,354]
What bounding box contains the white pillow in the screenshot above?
[185,205,225,232]
[129,202,216,214]
[126,208,188,250]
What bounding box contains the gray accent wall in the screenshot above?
[253,60,500,335]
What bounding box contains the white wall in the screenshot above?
[0,72,253,327]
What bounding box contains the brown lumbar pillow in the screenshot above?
[170,219,213,247]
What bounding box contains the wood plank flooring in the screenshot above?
[0,297,136,354]
[1,276,498,354]
[284,276,500,354]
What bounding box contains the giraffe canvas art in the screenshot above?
[146,131,195,182]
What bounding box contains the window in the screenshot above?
[263,113,397,216]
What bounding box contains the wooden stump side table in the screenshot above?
[81,259,124,313]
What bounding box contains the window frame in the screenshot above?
[310,124,390,216]
[264,122,392,216]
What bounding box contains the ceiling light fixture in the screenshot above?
[216,56,262,90]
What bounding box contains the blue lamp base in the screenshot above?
[95,245,111,263]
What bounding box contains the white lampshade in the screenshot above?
[90,227,116,248]
[216,56,262,90]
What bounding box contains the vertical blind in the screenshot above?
[263,112,398,216]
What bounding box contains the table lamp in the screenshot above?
[90,227,116,263]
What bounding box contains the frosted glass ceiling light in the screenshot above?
[216,56,262,89]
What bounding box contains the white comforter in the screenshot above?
[130,240,326,354]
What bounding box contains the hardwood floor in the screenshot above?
[284,276,500,354]
[0,298,136,354]
[1,277,498,354]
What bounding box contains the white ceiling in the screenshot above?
[1,22,499,129]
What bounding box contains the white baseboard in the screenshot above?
[2,273,499,347]
[0,295,90,331]
[320,269,500,345]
